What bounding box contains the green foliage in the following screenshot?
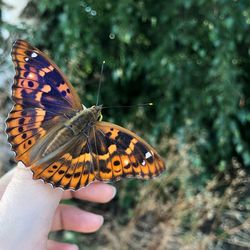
[26,0,250,175]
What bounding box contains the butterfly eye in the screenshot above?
[98,114,103,121]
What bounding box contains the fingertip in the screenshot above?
[62,244,79,250]
[79,213,104,232]
[95,215,104,232]
[69,244,79,250]
[91,183,116,202]
[52,205,105,233]
[67,183,117,203]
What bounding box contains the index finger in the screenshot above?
[0,166,117,203]
[62,182,116,203]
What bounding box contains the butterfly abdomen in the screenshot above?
[42,126,75,157]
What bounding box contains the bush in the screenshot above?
[24,0,250,177]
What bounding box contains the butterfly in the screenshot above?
[6,40,166,190]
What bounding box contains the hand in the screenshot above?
[0,163,116,250]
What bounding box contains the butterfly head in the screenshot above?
[90,105,103,121]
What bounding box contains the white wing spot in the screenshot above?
[25,57,29,61]
[142,160,146,166]
[145,152,152,159]
[31,52,38,58]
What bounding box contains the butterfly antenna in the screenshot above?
[102,102,154,109]
[96,61,105,106]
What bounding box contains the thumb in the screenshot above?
[0,162,63,250]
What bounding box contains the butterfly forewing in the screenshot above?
[11,40,82,111]
[6,40,81,167]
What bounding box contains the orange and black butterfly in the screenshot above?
[6,40,165,190]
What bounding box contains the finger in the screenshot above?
[47,240,78,250]
[63,182,116,203]
[0,169,117,204]
[0,162,63,248]
[0,168,15,198]
[51,204,104,233]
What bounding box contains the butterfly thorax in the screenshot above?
[65,105,102,135]
[42,105,102,158]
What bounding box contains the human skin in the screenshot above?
[0,163,116,250]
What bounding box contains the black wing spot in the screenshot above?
[52,165,58,169]
[18,127,24,132]
[19,118,25,125]
[74,172,81,178]
[124,163,131,169]
[132,162,139,168]
[113,160,120,166]
[58,170,65,175]
[28,140,32,145]
[22,133,27,139]
[28,81,34,87]
[65,173,71,178]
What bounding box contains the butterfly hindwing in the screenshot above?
[30,138,96,190]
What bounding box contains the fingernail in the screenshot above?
[111,186,117,199]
